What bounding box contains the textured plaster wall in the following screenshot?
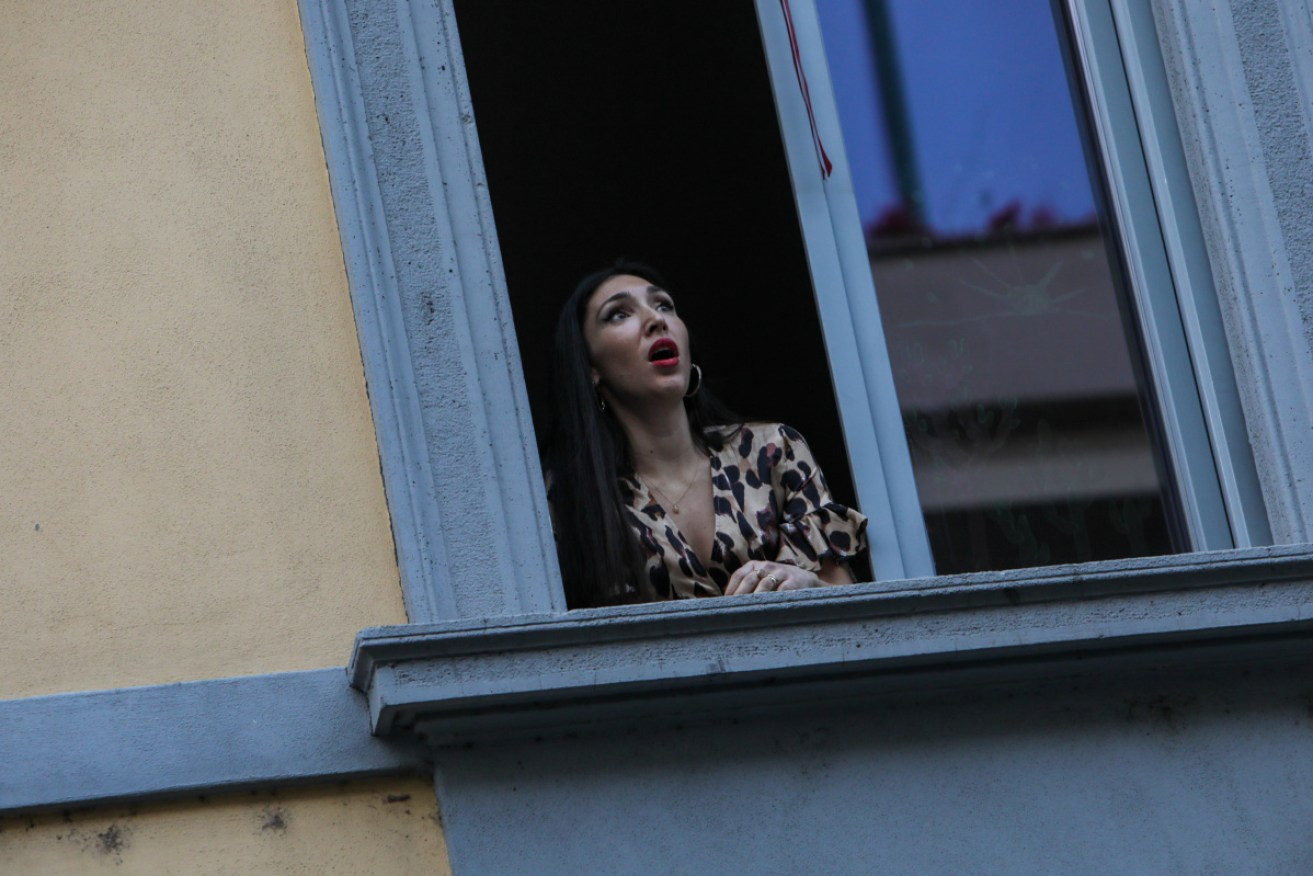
[0,778,448,875]
[0,0,405,698]
[1228,1,1313,336]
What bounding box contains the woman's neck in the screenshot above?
[613,398,702,476]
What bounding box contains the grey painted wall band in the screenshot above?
[0,669,427,815]
[432,655,1313,875]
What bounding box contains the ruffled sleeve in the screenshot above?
[770,424,869,570]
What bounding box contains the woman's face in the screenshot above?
[583,273,691,408]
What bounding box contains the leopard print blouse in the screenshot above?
[618,422,868,599]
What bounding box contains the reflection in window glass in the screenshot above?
[818,0,1180,573]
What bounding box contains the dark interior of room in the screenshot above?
[453,0,862,519]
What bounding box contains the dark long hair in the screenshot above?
[547,261,739,608]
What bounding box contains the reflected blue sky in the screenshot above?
[817,0,1096,236]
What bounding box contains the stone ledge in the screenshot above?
[350,546,1313,743]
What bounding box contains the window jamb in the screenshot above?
[1148,0,1313,544]
[1062,0,1267,549]
[299,0,457,622]
[1101,0,1270,546]
[299,0,567,621]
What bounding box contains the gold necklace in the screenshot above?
[640,459,706,515]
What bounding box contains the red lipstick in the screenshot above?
[648,338,680,368]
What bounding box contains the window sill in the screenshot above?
[350,546,1313,745]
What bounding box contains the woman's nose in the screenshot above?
[644,310,667,333]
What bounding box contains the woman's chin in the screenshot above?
[659,372,692,396]
[629,382,689,410]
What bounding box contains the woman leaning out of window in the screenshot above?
[546,261,869,608]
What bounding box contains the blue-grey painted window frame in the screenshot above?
[1070,0,1269,547]
[299,0,565,623]
[0,669,428,814]
[1148,0,1313,543]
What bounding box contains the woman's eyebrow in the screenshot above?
[597,285,666,314]
[597,290,635,310]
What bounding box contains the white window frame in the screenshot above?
[753,0,1270,579]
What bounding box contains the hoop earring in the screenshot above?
[597,392,607,413]
[685,364,702,398]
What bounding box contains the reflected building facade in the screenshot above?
[823,0,1175,572]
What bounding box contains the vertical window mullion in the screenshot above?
[754,0,935,580]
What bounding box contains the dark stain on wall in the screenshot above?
[260,806,288,833]
[1124,694,1197,733]
[97,823,126,855]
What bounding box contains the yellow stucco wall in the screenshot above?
[0,778,450,875]
[0,0,406,698]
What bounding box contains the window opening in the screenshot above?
[815,0,1181,572]
[453,0,1250,586]
[452,0,870,578]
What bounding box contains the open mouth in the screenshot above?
[648,339,680,365]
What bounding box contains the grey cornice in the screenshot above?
[350,546,1313,744]
[1152,0,1313,543]
[0,669,427,815]
[299,0,565,621]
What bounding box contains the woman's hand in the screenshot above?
[722,561,806,595]
[723,559,855,595]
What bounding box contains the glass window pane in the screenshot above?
[818,0,1182,573]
